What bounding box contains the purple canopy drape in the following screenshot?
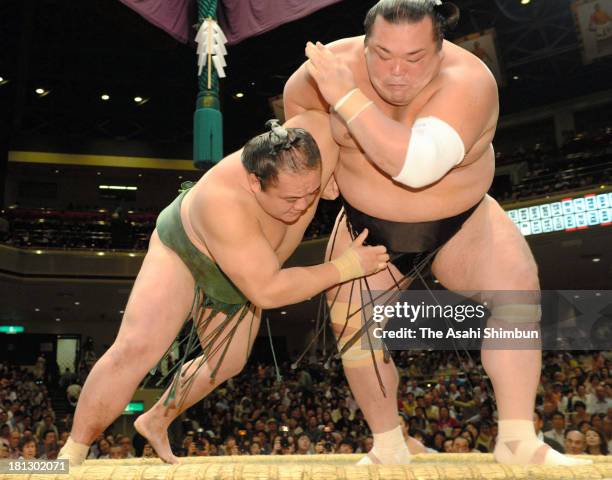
[119,0,342,45]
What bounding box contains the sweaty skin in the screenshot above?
[181,110,387,309]
[285,35,498,221]
[61,109,389,466]
[282,14,578,467]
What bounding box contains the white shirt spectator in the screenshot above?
[586,391,611,415]
[543,428,565,447]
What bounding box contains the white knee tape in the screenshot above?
[330,302,382,367]
[491,304,542,324]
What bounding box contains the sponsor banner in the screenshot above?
[572,0,612,64]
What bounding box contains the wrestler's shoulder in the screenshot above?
[284,109,329,128]
[191,171,250,216]
[326,36,365,60]
[441,42,498,89]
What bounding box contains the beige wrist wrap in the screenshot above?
[330,248,365,282]
[333,88,373,125]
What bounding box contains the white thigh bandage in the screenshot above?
[392,116,465,189]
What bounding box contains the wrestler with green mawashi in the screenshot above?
[59,110,389,465]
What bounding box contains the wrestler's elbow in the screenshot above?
[246,283,283,310]
[251,294,284,311]
[246,290,274,310]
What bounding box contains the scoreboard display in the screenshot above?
[507,192,611,236]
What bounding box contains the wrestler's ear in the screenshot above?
[247,173,263,193]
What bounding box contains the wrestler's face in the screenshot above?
[250,167,321,223]
[365,16,442,106]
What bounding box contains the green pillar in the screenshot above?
[193,0,223,169]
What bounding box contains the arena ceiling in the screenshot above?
[1,0,611,154]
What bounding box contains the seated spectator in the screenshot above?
[591,413,605,432]
[564,429,586,455]
[109,444,125,459]
[0,424,10,448]
[34,414,58,440]
[400,392,417,417]
[544,411,566,446]
[245,441,259,456]
[141,442,157,458]
[577,420,592,435]
[0,444,9,459]
[431,432,448,452]
[6,430,20,459]
[336,438,355,454]
[584,428,608,456]
[18,436,37,460]
[38,430,58,460]
[94,438,110,459]
[186,441,201,457]
[570,401,591,426]
[534,411,564,453]
[587,386,611,415]
[117,435,135,458]
[475,421,494,453]
[295,434,313,454]
[443,438,454,453]
[437,406,459,435]
[452,435,472,453]
[571,385,589,410]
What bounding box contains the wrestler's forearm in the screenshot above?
[342,106,410,176]
[253,263,341,309]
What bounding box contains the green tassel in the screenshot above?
[193,107,223,169]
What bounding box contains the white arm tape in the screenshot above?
[392,116,466,189]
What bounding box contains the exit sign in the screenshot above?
[0,326,24,334]
[123,402,144,414]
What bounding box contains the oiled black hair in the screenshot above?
[242,119,321,190]
[364,0,460,49]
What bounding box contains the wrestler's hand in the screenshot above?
[331,228,389,283]
[321,175,339,200]
[351,229,389,276]
[305,41,356,106]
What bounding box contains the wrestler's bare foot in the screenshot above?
[134,414,179,464]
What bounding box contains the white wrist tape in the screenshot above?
[334,89,359,112]
[333,88,373,125]
[392,116,465,189]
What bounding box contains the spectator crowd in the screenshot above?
[1,349,610,460]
